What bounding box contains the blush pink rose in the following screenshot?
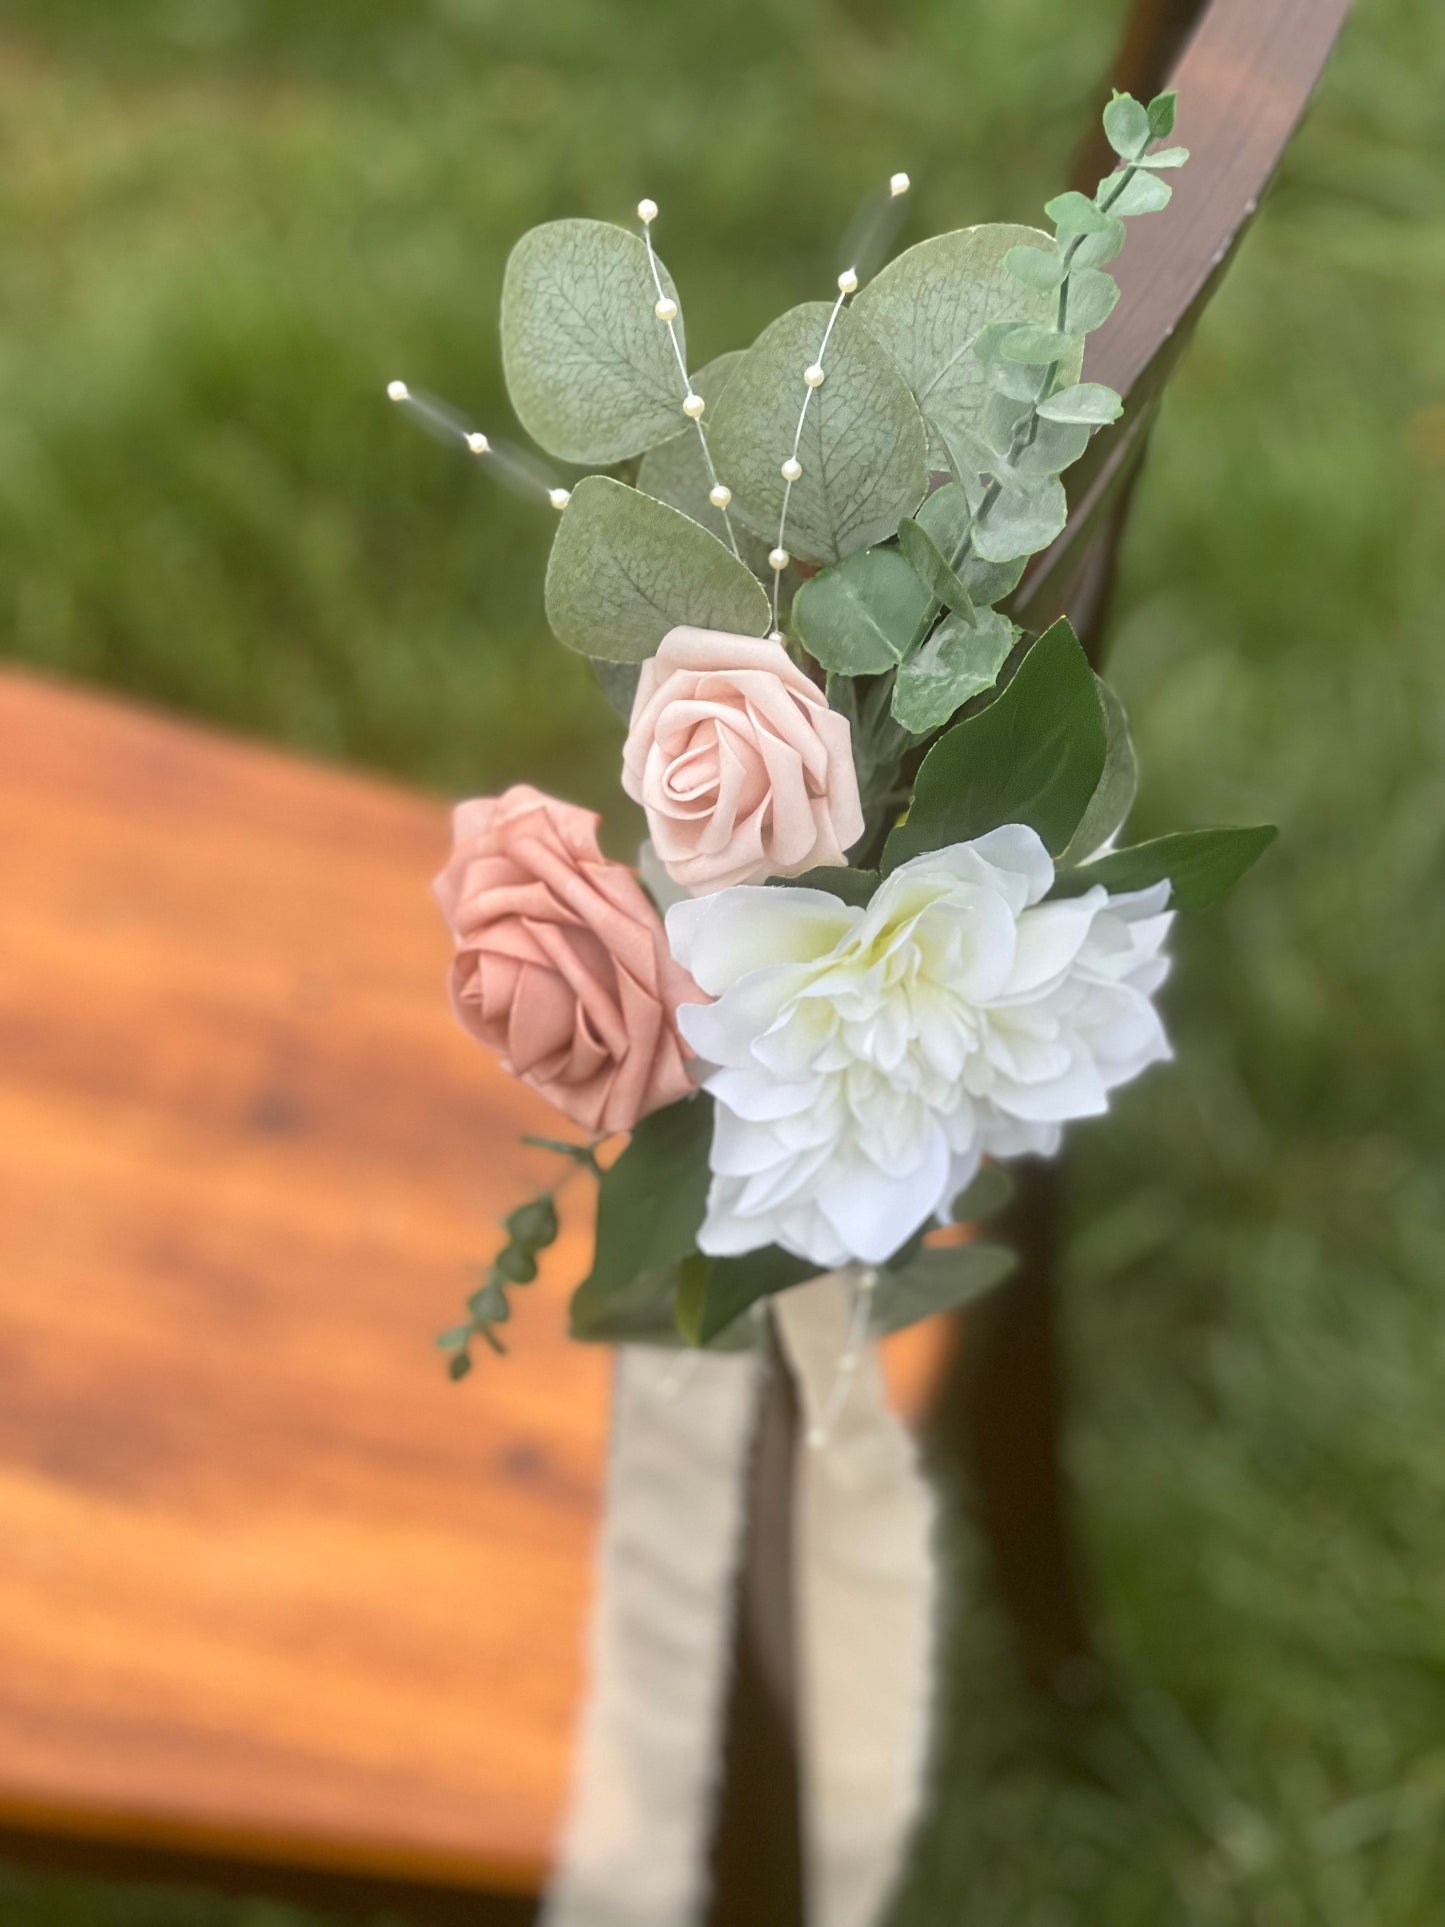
[434,785,699,1136]
[622,626,865,895]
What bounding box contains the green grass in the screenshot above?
[3,0,1445,1920]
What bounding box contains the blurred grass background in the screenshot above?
[2,0,1444,1920]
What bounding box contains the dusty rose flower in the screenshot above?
[622,626,865,895]
[434,784,698,1135]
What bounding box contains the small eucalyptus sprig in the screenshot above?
[437,1136,599,1376]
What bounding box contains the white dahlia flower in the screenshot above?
[666,825,1173,1269]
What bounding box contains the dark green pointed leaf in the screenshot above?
[951,1164,1016,1221]
[696,1246,816,1345]
[579,1093,712,1303]
[501,218,685,463]
[1051,825,1277,911]
[1062,676,1137,863]
[793,545,934,674]
[884,618,1106,869]
[871,1242,1016,1335]
[769,865,879,908]
[546,476,770,662]
[1147,91,1178,140]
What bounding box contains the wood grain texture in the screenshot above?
[0,668,943,1895]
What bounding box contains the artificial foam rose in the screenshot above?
[667,824,1173,1269]
[622,626,865,896]
[434,784,698,1136]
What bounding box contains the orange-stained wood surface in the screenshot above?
[0,669,946,1895]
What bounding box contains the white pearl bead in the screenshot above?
[708,483,732,509]
[466,431,490,454]
[548,487,571,510]
[803,363,825,388]
[781,457,802,481]
[637,198,658,224]
[837,267,859,294]
[889,172,910,197]
[682,393,705,420]
[386,379,409,402]
[654,296,679,322]
[768,547,790,572]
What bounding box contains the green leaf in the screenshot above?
[493,1245,538,1284]
[1101,169,1173,216]
[500,218,686,464]
[769,865,879,908]
[696,1247,816,1345]
[546,476,770,663]
[467,1277,512,1322]
[448,1349,476,1380]
[1139,146,1189,169]
[1013,419,1092,477]
[1070,216,1128,269]
[592,658,643,720]
[579,1093,713,1302]
[793,545,934,674]
[871,1242,1016,1335]
[675,1251,710,1345]
[436,1324,472,1350]
[971,477,1067,563]
[1103,92,1152,161]
[1003,244,1066,291]
[1147,90,1177,140]
[915,482,1026,605]
[1045,191,1110,236]
[1062,676,1137,863]
[951,1163,1016,1221]
[635,352,773,570]
[1052,826,1278,911]
[852,224,1072,456]
[709,303,927,564]
[570,1262,757,1349]
[1036,382,1123,426]
[896,517,971,611]
[1000,325,1081,366]
[884,618,1106,869]
[1060,266,1120,334]
[892,606,1015,734]
[506,1196,560,1248]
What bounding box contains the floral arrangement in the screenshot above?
[396,88,1273,1376]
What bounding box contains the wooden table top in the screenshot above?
[0,670,943,1896]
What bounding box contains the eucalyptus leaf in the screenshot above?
[896,517,972,611]
[1003,244,1066,291]
[1060,265,1120,334]
[1147,90,1178,140]
[1044,191,1110,236]
[793,545,934,674]
[1051,825,1277,910]
[884,617,1106,869]
[971,476,1067,563]
[577,1093,712,1305]
[851,224,1070,457]
[1103,92,1152,161]
[1036,381,1123,425]
[1140,145,1189,168]
[915,483,1026,605]
[891,606,1015,734]
[1100,168,1173,216]
[546,475,770,662]
[709,303,927,564]
[1000,325,1082,367]
[1013,418,1092,477]
[870,1242,1016,1335]
[501,218,686,464]
[636,351,744,546]
[1070,216,1128,269]
[591,658,642,720]
[1061,676,1137,862]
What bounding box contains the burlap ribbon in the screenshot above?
[542,1269,937,1927]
